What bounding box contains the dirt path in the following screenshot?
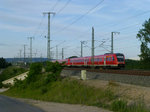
[18,98,112,112]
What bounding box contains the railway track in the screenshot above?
[63,68,150,76]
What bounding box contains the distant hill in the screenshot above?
[5,58,53,63]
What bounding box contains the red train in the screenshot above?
[57,53,125,69]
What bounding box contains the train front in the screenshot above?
[115,53,125,68]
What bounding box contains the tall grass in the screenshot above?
[111,99,149,112]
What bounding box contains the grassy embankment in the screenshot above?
[2,62,150,112]
[0,66,27,88]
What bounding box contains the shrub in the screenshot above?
[26,63,42,83]
[45,61,64,73]
[40,87,48,94]
[0,82,3,88]
[29,62,42,75]
[45,72,61,84]
[14,78,22,87]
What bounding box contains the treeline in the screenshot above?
[125,59,150,70]
[0,57,11,69]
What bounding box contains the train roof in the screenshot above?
[69,53,120,60]
[58,53,124,61]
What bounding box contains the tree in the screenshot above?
[137,18,150,61]
[0,57,11,69]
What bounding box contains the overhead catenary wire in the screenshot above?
[56,0,71,14]
[97,22,142,45]
[51,0,71,24]
[96,10,150,31]
[52,0,105,35]
[51,0,61,11]
[31,0,62,39]
[35,1,149,58]
[32,15,45,37]
[95,10,150,41]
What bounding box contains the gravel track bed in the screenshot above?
[64,68,150,76]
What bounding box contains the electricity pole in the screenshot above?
[62,48,64,59]
[111,32,120,53]
[56,45,58,60]
[91,27,94,65]
[43,12,55,60]
[23,44,27,62]
[80,41,85,57]
[19,49,22,61]
[28,37,34,63]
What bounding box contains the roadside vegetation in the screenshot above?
[2,61,150,112]
[0,66,27,88]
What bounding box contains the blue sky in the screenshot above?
[0,0,150,59]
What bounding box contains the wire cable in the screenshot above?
[32,15,45,37]
[56,0,71,14]
[51,0,61,11]
[53,0,105,35]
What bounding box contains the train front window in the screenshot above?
[116,55,124,62]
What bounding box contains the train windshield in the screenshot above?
[116,54,124,62]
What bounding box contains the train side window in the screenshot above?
[107,58,109,61]
[110,57,112,61]
[112,57,114,61]
[109,58,111,61]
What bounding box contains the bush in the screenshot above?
[45,61,64,73]
[45,72,61,84]
[0,82,3,88]
[40,87,48,94]
[29,62,42,75]
[13,78,24,88]
[26,63,42,83]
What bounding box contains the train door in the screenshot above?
[110,56,113,65]
[104,57,106,66]
[84,59,87,66]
